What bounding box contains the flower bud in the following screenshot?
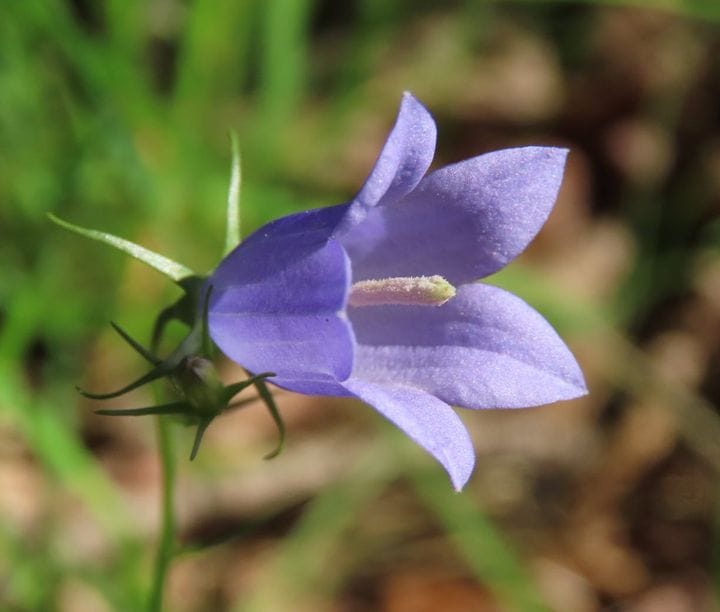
[176,356,225,417]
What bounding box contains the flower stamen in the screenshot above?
[348,275,456,307]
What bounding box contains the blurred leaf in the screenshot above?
[172,0,258,118]
[254,0,313,154]
[412,468,551,612]
[235,442,394,612]
[0,368,134,540]
[502,0,720,23]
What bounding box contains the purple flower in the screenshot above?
[208,93,587,490]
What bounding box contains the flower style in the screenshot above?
[208,93,587,490]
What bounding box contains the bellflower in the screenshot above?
[208,93,587,490]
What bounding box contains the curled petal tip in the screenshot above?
[444,446,474,492]
[343,380,475,492]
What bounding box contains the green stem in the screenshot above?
[147,416,177,612]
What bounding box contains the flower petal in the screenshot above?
[349,283,587,408]
[209,207,354,396]
[340,147,568,284]
[337,92,436,232]
[343,378,475,490]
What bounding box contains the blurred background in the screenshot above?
[2,1,720,610]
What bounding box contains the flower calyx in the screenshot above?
[84,296,276,459]
[52,138,287,461]
[78,281,278,460]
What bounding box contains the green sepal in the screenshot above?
[221,371,275,404]
[226,396,260,412]
[151,275,206,353]
[80,311,201,400]
[224,131,242,256]
[179,371,275,460]
[150,305,180,356]
[48,213,195,283]
[200,285,214,356]
[83,281,214,401]
[77,362,174,400]
[182,369,274,461]
[189,418,212,461]
[95,401,190,417]
[254,377,285,459]
[110,321,160,365]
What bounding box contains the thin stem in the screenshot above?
[224,131,242,256]
[147,416,176,612]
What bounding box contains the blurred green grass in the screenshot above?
[2,1,720,610]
